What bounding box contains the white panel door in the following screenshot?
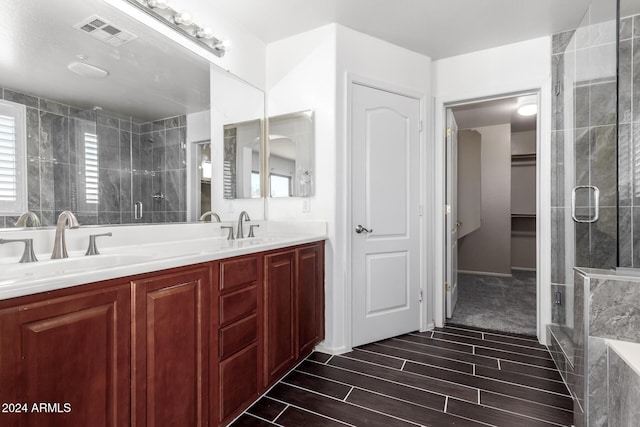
[351,83,421,347]
[446,109,459,318]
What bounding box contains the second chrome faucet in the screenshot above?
[51,211,80,259]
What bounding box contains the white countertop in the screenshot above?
[0,221,326,301]
[608,339,640,377]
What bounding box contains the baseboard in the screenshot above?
[422,322,435,332]
[511,267,536,272]
[457,269,512,278]
[314,342,351,355]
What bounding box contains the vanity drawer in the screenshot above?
[219,285,257,326]
[219,256,258,291]
[219,314,257,360]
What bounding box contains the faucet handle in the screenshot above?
[85,232,113,256]
[0,238,38,263]
[221,226,234,240]
[248,224,260,238]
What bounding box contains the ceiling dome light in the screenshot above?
[67,62,109,79]
[517,103,537,116]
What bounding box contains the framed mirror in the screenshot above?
[267,110,315,198]
[0,0,265,229]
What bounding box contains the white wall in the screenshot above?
[458,124,512,275]
[431,36,552,342]
[266,24,431,353]
[265,24,339,349]
[335,26,432,350]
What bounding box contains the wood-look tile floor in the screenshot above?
[231,325,573,426]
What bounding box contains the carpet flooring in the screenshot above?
[448,271,537,336]
[231,325,572,426]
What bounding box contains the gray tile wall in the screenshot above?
[0,87,187,227]
[608,347,640,426]
[618,15,640,267]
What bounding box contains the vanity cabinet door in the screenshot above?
[132,266,211,427]
[297,242,325,358]
[0,283,131,427]
[264,249,297,387]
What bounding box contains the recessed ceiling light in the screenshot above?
[517,103,537,116]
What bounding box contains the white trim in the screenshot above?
[457,270,513,278]
[512,267,537,272]
[344,72,427,350]
[433,78,552,345]
[0,100,27,215]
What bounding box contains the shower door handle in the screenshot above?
[571,186,599,223]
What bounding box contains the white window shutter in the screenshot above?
[0,101,27,215]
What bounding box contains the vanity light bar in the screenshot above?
[123,0,227,57]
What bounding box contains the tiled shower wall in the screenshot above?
[550,8,618,327]
[618,14,640,267]
[0,87,186,227]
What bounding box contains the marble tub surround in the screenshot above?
[560,268,640,426]
[0,221,327,301]
[0,87,188,227]
[608,343,640,426]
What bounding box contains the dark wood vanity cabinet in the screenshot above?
[296,243,325,357]
[0,239,324,427]
[0,282,131,427]
[132,266,211,427]
[215,254,263,426]
[264,249,297,387]
[264,242,325,388]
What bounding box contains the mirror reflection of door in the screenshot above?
[197,142,212,218]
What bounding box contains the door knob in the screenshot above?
[355,225,373,234]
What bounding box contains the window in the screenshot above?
[0,100,27,215]
[269,173,292,197]
[83,131,99,205]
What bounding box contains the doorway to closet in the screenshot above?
[445,94,538,336]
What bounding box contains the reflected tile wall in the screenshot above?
[0,87,187,227]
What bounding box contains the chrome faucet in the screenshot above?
[51,211,80,259]
[236,211,250,239]
[15,211,41,228]
[199,211,221,222]
[0,238,38,263]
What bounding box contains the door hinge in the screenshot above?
[419,120,423,132]
[446,128,451,138]
[445,204,451,214]
[419,289,423,303]
[445,282,451,291]
[418,204,423,216]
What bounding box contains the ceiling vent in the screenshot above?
[73,15,138,47]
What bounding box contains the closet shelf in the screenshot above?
[511,213,536,218]
[511,153,536,159]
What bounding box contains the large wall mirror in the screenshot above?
[267,110,315,197]
[0,0,265,229]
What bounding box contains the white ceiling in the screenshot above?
[452,97,537,133]
[211,0,592,59]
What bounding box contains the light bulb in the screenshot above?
[147,0,170,9]
[196,27,214,39]
[173,11,193,26]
